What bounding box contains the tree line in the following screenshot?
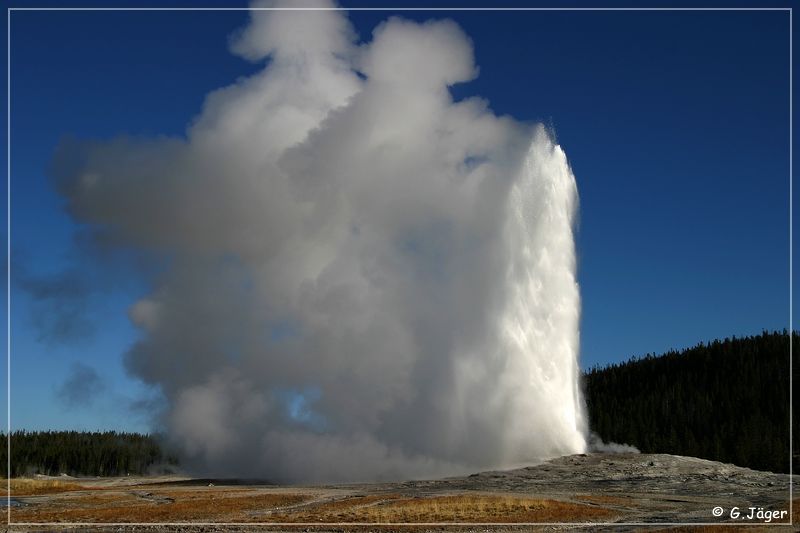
[0,430,178,478]
[583,329,795,474]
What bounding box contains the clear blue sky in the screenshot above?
[5,2,794,435]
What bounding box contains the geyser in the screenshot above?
[50,0,587,483]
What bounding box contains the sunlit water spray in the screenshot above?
[449,126,587,472]
[497,126,587,462]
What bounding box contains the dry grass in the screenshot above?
[10,486,617,524]
[270,494,402,522]
[10,489,310,523]
[13,484,792,528]
[272,493,615,523]
[7,478,86,495]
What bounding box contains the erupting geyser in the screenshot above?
[495,130,586,462]
[50,0,588,483]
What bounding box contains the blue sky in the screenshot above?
[5,3,793,436]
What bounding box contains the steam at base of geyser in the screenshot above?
[51,0,588,483]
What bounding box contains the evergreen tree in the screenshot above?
[0,431,179,478]
[584,330,795,474]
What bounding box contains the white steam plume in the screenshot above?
[50,0,588,483]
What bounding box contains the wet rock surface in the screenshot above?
[5,453,795,532]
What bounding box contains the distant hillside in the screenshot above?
[584,329,795,474]
[0,430,178,478]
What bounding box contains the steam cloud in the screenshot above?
[50,1,588,482]
[588,433,640,454]
[56,362,105,409]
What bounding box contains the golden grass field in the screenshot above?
[7,478,615,524]
[7,478,87,495]
[6,478,795,531]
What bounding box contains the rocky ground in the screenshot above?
[4,453,796,532]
